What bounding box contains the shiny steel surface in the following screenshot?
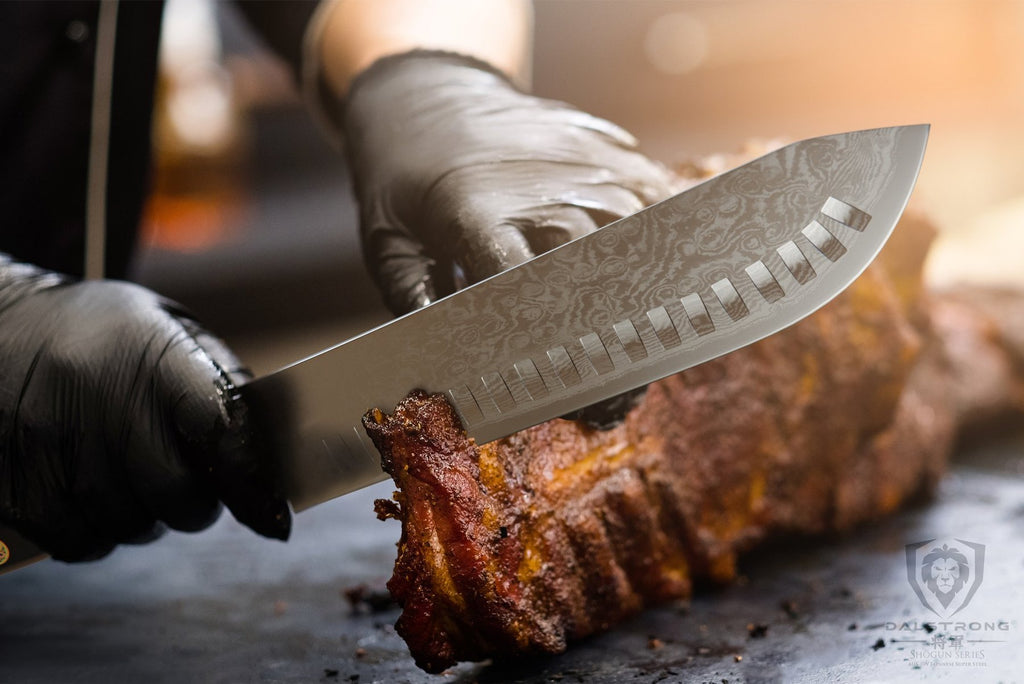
[243,125,929,511]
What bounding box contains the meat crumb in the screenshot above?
[746,623,769,639]
[373,498,402,521]
[647,636,663,650]
[343,584,396,614]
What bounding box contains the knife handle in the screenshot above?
[0,522,48,575]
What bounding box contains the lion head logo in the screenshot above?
[921,544,970,608]
[906,538,984,618]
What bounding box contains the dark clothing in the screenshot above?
[0,0,316,279]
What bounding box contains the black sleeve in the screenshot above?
[232,0,320,80]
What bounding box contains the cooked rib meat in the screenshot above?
[362,207,1024,673]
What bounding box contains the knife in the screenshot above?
[0,124,929,575]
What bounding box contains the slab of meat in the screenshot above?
[362,205,1024,673]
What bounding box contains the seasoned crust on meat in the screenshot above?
[357,204,1024,673]
[360,149,1024,671]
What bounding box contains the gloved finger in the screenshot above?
[74,448,168,544]
[457,220,535,285]
[376,254,438,316]
[26,514,118,563]
[517,205,601,254]
[189,328,249,382]
[611,155,676,206]
[540,113,675,204]
[495,159,652,225]
[123,521,168,546]
[526,103,641,152]
[569,142,674,207]
[6,482,121,562]
[562,179,650,224]
[491,177,649,256]
[496,133,673,208]
[163,315,292,540]
[361,221,440,315]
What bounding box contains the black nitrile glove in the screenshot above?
[342,51,674,427]
[0,255,290,562]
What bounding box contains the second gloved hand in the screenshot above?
[0,256,290,562]
[341,50,674,314]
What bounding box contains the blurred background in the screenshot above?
[6,7,1022,680]
[132,0,1024,374]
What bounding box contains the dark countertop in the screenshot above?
[1,435,1021,683]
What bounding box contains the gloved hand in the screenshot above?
[341,50,676,313]
[341,50,674,426]
[0,255,290,562]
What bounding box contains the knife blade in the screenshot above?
[246,124,929,512]
[0,124,928,575]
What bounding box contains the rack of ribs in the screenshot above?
[363,201,1024,673]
